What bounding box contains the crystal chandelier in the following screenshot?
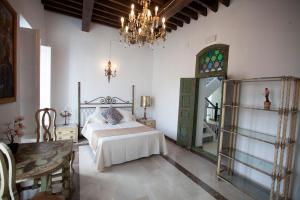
[120,0,166,46]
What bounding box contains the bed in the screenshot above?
[77,82,167,171]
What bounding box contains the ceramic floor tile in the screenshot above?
[165,141,254,200]
[78,140,254,200]
[79,145,213,200]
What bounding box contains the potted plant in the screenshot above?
[4,116,25,154]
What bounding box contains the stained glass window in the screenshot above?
[195,44,229,78]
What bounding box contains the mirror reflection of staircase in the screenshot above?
[192,77,223,161]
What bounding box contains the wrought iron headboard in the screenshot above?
[77,82,135,134]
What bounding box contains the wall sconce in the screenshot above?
[105,60,116,83]
[105,40,117,83]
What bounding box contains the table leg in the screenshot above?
[63,158,71,199]
[40,175,51,192]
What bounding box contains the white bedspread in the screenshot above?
[82,121,168,171]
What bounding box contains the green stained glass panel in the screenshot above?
[218,54,223,61]
[205,57,210,64]
[211,55,216,62]
[196,44,228,76]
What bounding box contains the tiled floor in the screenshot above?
[19,135,253,200]
[78,140,254,200]
[203,140,218,156]
[166,141,254,200]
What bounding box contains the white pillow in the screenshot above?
[116,108,136,122]
[88,107,106,124]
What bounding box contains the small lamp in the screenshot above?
[140,96,151,120]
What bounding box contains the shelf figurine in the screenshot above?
[264,88,271,110]
[60,110,72,125]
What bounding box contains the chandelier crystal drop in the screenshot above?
[120,0,166,46]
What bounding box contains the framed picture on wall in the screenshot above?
[0,0,17,104]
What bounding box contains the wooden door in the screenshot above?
[177,78,198,149]
[20,28,40,135]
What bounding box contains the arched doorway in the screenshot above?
[177,44,229,161]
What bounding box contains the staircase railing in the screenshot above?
[205,97,220,122]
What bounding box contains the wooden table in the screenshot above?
[14,140,73,198]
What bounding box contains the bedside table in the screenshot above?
[56,124,78,143]
[137,119,156,128]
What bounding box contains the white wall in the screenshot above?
[45,12,154,124]
[152,0,300,139]
[8,0,46,43]
[151,0,300,198]
[0,0,45,135]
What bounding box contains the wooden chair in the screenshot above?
[35,108,57,142]
[0,143,64,200]
[34,108,74,193]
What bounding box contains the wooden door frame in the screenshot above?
[191,44,229,161]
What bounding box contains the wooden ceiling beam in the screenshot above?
[165,22,177,30]
[94,1,129,15]
[44,5,82,19]
[93,6,127,20]
[45,3,122,30]
[196,0,218,12]
[166,19,178,27]
[174,13,190,24]
[188,1,207,16]
[43,0,228,33]
[159,0,194,20]
[168,17,183,27]
[82,0,95,32]
[108,0,161,14]
[108,0,142,12]
[93,4,127,19]
[219,0,230,7]
[166,27,172,32]
[147,0,164,7]
[180,7,198,20]
[45,1,81,14]
[48,0,82,9]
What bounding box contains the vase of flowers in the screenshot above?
[264,88,271,110]
[5,116,25,154]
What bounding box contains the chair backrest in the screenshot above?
[0,143,19,200]
[35,108,57,143]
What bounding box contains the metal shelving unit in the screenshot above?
[217,76,300,200]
